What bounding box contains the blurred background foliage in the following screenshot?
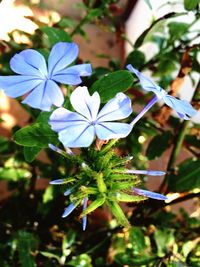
[0,0,200,266]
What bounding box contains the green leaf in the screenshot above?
[14,123,58,148]
[115,253,156,266]
[184,0,199,10]
[129,227,146,254]
[23,146,41,162]
[0,136,9,153]
[41,26,71,46]
[68,254,92,267]
[146,131,172,160]
[0,167,31,181]
[90,70,133,103]
[86,8,102,21]
[185,135,200,149]
[134,12,186,48]
[168,158,200,192]
[58,17,76,28]
[168,22,189,40]
[107,200,130,227]
[154,228,175,257]
[43,186,54,204]
[16,231,37,267]
[125,50,145,69]
[39,251,60,263]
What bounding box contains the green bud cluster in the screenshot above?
[60,141,147,226]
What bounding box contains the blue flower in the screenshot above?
[0,42,92,111]
[133,188,167,201]
[127,64,197,120]
[49,86,132,148]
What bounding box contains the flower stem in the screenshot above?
[130,96,158,126]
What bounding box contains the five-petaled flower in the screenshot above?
[127,64,197,120]
[0,42,92,111]
[49,86,132,148]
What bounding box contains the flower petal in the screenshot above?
[10,49,47,77]
[0,75,43,97]
[49,107,88,132]
[95,122,132,140]
[133,188,167,200]
[97,92,132,122]
[22,80,63,111]
[82,197,88,231]
[52,64,92,85]
[163,95,197,119]
[70,86,100,121]
[58,123,95,148]
[48,42,79,76]
[52,69,82,85]
[127,64,164,98]
[66,63,92,76]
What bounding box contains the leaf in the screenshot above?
[68,254,92,267]
[42,186,54,204]
[23,147,41,163]
[184,0,199,10]
[168,22,189,40]
[86,8,102,20]
[168,158,200,192]
[125,50,145,69]
[185,135,200,149]
[90,70,133,103]
[154,228,175,257]
[129,227,146,254]
[16,231,37,267]
[115,253,156,266]
[107,200,130,227]
[58,17,76,28]
[40,251,60,263]
[41,26,71,46]
[146,131,172,160]
[14,123,58,148]
[134,12,186,48]
[0,167,31,181]
[0,136,9,153]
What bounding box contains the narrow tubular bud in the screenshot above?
[126,170,166,176]
[82,197,88,231]
[133,188,168,200]
[64,189,72,196]
[62,203,77,218]
[48,144,74,156]
[49,179,65,185]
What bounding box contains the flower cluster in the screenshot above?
[0,42,197,229]
[49,144,167,230]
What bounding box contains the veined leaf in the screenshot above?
[14,123,58,148]
[90,70,133,103]
[168,158,200,192]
